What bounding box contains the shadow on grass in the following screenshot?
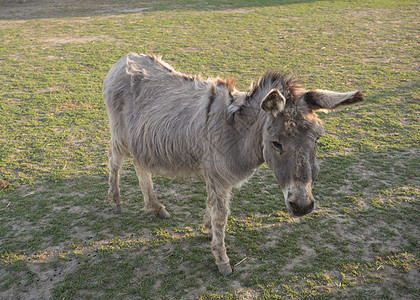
[2,0,330,20]
[1,149,419,298]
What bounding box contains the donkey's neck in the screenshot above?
[242,114,266,168]
[231,99,267,174]
[226,91,268,172]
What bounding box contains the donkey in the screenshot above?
[103,53,364,276]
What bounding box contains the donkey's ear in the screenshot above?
[261,89,286,117]
[304,89,364,112]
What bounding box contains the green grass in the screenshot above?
[1,0,419,299]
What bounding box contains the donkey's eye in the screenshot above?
[272,141,283,153]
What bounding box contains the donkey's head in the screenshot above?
[256,74,364,217]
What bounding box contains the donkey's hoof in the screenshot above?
[217,262,233,276]
[155,208,170,219]
[113,204,123,214]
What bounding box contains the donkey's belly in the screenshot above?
[128,132,204,178]
[137,153,204,178]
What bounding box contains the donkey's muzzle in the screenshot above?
[288,199,314,216]
[285,186,315,217]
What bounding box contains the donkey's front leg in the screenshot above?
[206,181,232,276]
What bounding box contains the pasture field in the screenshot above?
[1,0,419,298]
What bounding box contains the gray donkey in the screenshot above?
[103,53,364,276]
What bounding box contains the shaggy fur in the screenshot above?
[103,53,364,276]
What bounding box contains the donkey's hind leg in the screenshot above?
[108,146,126,213]
[133,162,170,218]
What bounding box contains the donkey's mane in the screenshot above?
[247,72,304,101]
[148,55,304,101]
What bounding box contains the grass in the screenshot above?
[1,0,419,299]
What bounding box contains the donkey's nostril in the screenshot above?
[288,201,299,212]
